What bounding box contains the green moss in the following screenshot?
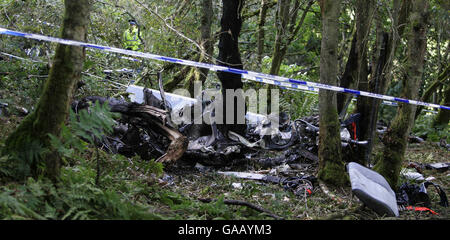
[318,161,349,186]
[373,146,403,190]
[1,114,41,179]
[317,106,348,186]
[374,112,409,189]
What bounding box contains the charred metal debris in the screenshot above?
[68,83,372,198]
[67,80,446,203]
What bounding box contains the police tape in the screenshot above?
[1,27,448,111]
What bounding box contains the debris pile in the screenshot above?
[69,84,448,218]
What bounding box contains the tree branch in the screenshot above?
[134,0,204,55]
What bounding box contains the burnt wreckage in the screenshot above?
[71,84,368,169]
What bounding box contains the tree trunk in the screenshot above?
[1,0,91,181]
[217,0,246,135]
[337,33,358,115]
[351,0,378,164]
[257,0,269,69]
[187,0,214,96]
[354,0,410,166]
[317,0,348,186]
[374,0,429,189]
[433,84,450,126]
[415,65,449,119]
[266,0,313,113]
[270,0,292,76]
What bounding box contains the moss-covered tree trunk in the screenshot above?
[317,0,348,186]
[433,84,450,126]
[374,0,429,189]
[1,0,91,181]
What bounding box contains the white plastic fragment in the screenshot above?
[232,182,243,190]
[400,168,424,181]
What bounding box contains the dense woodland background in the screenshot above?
[0,0,448,220]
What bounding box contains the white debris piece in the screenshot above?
[400,168,425,181]
[232,182,243,190]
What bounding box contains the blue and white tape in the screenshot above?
[1,27,448,111]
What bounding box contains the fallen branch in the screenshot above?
[150,119,188,163]
[198,198,284,220]
[113,103,188,164]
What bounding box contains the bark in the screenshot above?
[186,0,214,96]
[337,33,358,115]
[113,104,188,164]
[415,65,449,119]
[433,84,450,126]
[1,0,91,181]
[354,0,410,166]
[353,0,376,104]
[317,0,348,186]
[266,0,313,112]
[374,0,429,189]
[257,0,270,68]
[217,0,246,135]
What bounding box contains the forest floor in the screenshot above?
[1,112,448,220]
[152,140,449,220]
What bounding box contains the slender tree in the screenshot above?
[337,0,376,116]
[433,84,450,126]
[1,0,91,181]
[269,0,313,76]
[415,65,449,119]
[266,0,313,113]
[353,0,411,166]
[317,0,348,186]
[257,0,270,69]
[217,0,246,135]
[374,0,430,188]
[186,0,214,96]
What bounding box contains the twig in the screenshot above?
[134,0,204,54]
[198,198,284,220]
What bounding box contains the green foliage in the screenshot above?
[47,100,118,166]
[0,135,48,180]
[69,100,118,144]
[412,114,450,142]
[0,164,163,220]
[0,59,48,110]
[0,97,169,219]
[48,125,87,165]
[260,56,319,118]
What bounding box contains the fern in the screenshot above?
[69,100,117,145]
